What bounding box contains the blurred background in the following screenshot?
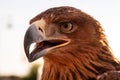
[0,0,120,80]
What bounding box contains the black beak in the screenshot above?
[24,24,44,62]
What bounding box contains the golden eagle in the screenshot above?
[24,6,120,80]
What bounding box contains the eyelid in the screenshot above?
[59,21,73,25]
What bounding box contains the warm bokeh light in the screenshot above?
[0,0,120,79]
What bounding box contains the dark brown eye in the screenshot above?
[60,22,74,33]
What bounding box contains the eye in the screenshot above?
[60,22,74,33]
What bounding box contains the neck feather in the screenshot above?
[41,41,120,80]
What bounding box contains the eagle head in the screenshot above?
[24,6,101,62]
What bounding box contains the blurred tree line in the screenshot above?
[0,64,39,80]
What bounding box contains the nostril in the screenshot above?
[38,27,43,32]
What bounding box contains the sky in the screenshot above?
[0,0,120,76]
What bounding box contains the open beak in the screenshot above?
[24,24,70,62]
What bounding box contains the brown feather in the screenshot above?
[30,6,120,80]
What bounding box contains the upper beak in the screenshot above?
[24,24,70,62]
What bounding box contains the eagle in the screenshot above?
[24,6,120,80]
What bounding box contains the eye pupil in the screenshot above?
[64,24,69,28]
